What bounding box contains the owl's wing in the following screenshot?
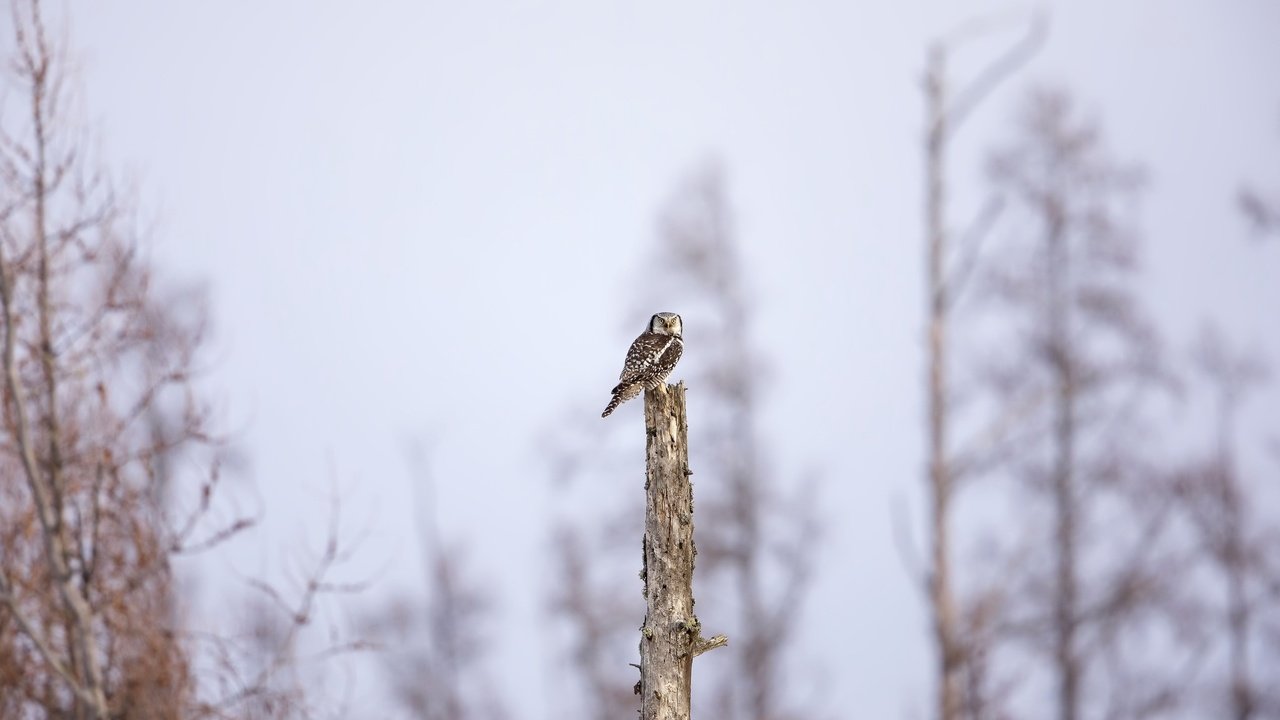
[617,333,670,384]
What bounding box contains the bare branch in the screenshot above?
[945,9,1048,137]
[944,194,1005,308]
[0,566,101,710]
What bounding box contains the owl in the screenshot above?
[601,312,684,418]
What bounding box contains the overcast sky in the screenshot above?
[55,1,1280,717]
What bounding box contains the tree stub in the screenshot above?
[637,382,725,720]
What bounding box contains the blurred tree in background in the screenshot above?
[930,83,1280,720]
[1171,327,1280,718]
[360,448,506,720]
[0,1,212,714]
[918,17,1043,720]
[0,3,362,717]
[964,86,1185,719]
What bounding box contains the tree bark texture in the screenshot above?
[639,383,724,720]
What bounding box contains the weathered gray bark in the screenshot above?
[638,382,725,720]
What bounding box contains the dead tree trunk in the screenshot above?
[1045,205,1080,720]
[638,382,726,720]
[924,45,962,720]
[920,18,1042,718]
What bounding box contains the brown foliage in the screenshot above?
[0,4,361,718]
[0,1,214,716]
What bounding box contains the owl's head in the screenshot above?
[649,312,683,338]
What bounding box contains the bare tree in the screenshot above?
[1172,326,1280,719]
[206,490,372,720]
[967,86,1186,720]
[361,448,506,720]
[543,403,646,719]
[0,1,211,715]
[919,15,1043,720]
[0,4,364,717]
[549,522,640,720]
[362,548,502,720]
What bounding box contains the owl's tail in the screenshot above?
[601,395,623,418]
[601,383,641,418]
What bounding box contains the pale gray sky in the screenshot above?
[60,1,1280,717]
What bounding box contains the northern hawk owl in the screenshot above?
[601,312,684,418]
